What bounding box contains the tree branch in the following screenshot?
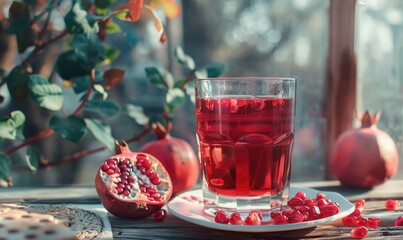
[22,30,68,66]
[73,69,95,116]
[5,128,55,156]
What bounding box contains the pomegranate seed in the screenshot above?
[128,175,135,181]
[304,199,314,207]
[272,214,288,225]
[282,209,293,218]
[308,206,321,221]
[154,209,167,222]
[142,159,151,169]
[120,174,128,180]
[394,216,403,226]
[150,176,161,185]
[244,213,261,225]
[350,209,362,218]
[121,179,128,185]
[249,210,262,221]
[136,159,143,167]
[367,217,380,228]
[118,183,125,188]
[116,187,124,194]
[321,202,339,217]
[357,217,368,227]
[316,192,326,200]
[251,99,264,111]
[106,169,114,175]
[350,226,368,239]
[316,199,328,207]
[214,211,229,224]
[295,206,310,214]
[342,216,358,227]
[101,163,109,171]
[385,199,400,210]
[229,212,243,225]
[124,185,131,190]
[123,190,130,196]
[107,159,116,165]
[295,191,306,200]
[288,197,304,209]
[148,188,157,194]
[355,199,365,212]
[146,169,155,177]
[152,193,161,200]
[270,210,282,219]
[113,167,120,173]
[288,210,304,223]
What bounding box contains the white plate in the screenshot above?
[167,187,354,233]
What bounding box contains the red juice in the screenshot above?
[196,97,294,197]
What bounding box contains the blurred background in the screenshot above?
[0,0,402,186]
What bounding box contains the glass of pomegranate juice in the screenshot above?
[195,77,296,215]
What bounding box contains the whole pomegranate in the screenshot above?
[140,123,199,195]
[95,141,172,218]
[330,111,399,188]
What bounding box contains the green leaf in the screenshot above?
[50,115,87,143]
[73,34,106,70]
[203,62,227,78]
[0,111,25,140]
[16,26,36,53]
[7,1,36,53]
[0,69,6,80]
[84,118,114,149]
[56,50,88,80]
[6,65,29,102]
[0,153,10,182]
[95,0,116,9]
[25,146,40,172]
[166,88,185,108]
[174,46,195,70]
[72,70,103,94]
[7,2,31,34]
[28,74,63,111]
[145,67,174,89]
[103,47,120,65]
[84,99,120,118]
[124,104,149,125]
[64,1,100,34]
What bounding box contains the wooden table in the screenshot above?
[0,180,402,239]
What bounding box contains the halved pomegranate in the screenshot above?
[95,141,173,218]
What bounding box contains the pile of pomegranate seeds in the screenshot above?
[101,158,136,196]
[342,199,380,229]
[342,198,403,239]
[213,191,341,225]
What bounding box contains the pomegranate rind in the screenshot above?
[95,151,172,218]
[330,124,399,188]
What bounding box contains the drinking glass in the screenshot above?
[195,77,296,215]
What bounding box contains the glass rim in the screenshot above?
[194,77,296,82]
